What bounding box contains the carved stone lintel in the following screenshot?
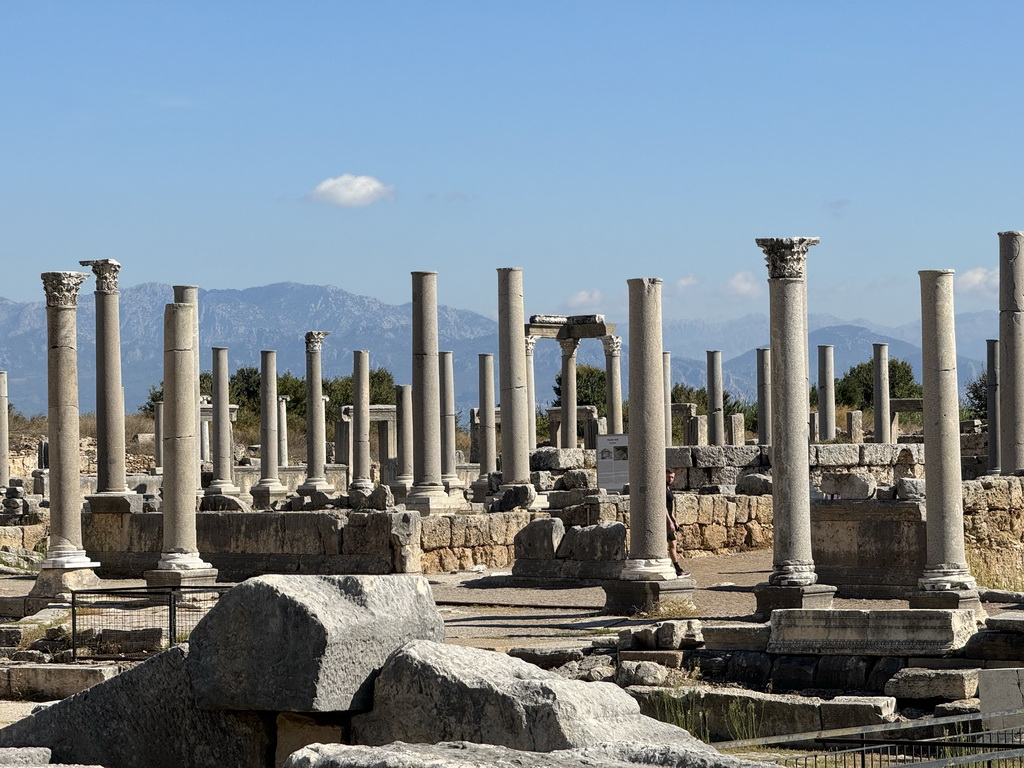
[756,237,819,280]
[305,330,330,352]
[602,335,622,356]
[79,259,121,293]
[41,272,89,307]
[524,335,538,356]
[558,338,580,357]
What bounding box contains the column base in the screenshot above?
[470,477,491,503]
[144,567,219,588]
[205,480,241,497]
[619,557,677,582]
[85,492,144,514]
[908,588,986,620]
[250,482,290,510]
[28,565,101,607]
[603,577,696,615]
[348,478,375,494]
[297,478,335,497]
[753,582,837,620]
[388,479,413,500]
[39,549,101,571]
[442,474,465,493]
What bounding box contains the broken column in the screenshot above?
[29,272,100,602]
[756,348,772,445]
[707,350,725,446]
[1000,231,1024,474]
[0,371,8,488]
[250,350,288,508]
[205,347,240,497]
[663,351,673,446]
[390,384,414,498]
[603,335,624,434]
[349,350,374,494]
[909,270,981,614]
[471,353,497,502]
[407,272,447,511]
[525,334,538,451]
[818,344,836,441]
[753,238,834,616]
[988,338,1001,475]
[497,268,531,490]
[299,331,333,495]
[144,300,216,587]
[873,343,891,443]
[559,338,579,449]
[439,350,461,492]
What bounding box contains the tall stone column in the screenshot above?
[350,350,374,494]
[497,268,531,488]
[471,354,497,502]
[173,286,202,494]
[988,339,1001,475]
[707,350,725,446]
[299,331,333,495]
[390,384,414,497]
[250,350,288,508]
[910,270,981,614]
[663,352,673,446]
[439,351,461,490]
[206,347,240,496]
[408,272,447,510]
[559,338,579,449]
[153,401,164,471]
[818,345,836,441]
[1000,231,1024,474]
[80,259,129,499]
[278,396,290,468]
[873,343,891,443]
[753,238,834,617]
[756,348,772,445]
[603,335,624,434]
[525,335,538,451]
[144,301,216,587]
[199,406,211,462]
[0,371,8,488]
[30,272,100,601]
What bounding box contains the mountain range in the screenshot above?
[0,282,995,416]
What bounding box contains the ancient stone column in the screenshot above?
[707,351,725,446]
[206,347,240,496]
[756,348,772,445]
[250,350,288,508]
[0,372,8,488]
[350,349,374,494]
[497,268,530,487]
[663,352,673,446]
[818,345,836,442]
[988,339,1001,475]
[910,270,981,613]
[80,259,128,496]
[390,384,414,497]
[603,335,624,434]
[1000,232,1024,474]
[30,272,100,600]
[173,286,202,493]
[873,343,891,443]
[471,353,497,502]
[409,272,446,508]
[753,238,834,616]
[525,335,538,450]
[559,338,579,449]
[199,406,211,462]
[153,401,164,471]
[620,278,674,582]
[299,331,333,495]
[278,396,290,468]
[144,301,216,587]
[439,351,461,490]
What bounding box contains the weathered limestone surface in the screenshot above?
[351,640,711,752]
[189,574,444,711]
[884,667,978,700]
[0,646,270,768]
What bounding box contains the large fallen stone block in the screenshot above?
[0,646,270,768]
[768,610,975,656]
[884,668,978,700]
[351,640,710,752]
[189,574,445,712]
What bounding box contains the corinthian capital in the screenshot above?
[305,331,330,352]
[79,259,121,293]
[558,338,580,356]
[41,272,89,307]
[756,237,819,280]
[602,335,622,356]
[524,335,538,355]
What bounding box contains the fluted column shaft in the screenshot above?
[440,351,459,484]
[603,336,623,434]
[497,268,530,485]
[559,338,579,448]
[873,343,891,443]
[411,272,444,495]
[756,348,772,445]
[1000,232,1024,474]
[207,347,239,495]
[988,339,1001,474]
[818,345,836,441]
[707,350,725,446]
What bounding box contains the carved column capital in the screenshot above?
[278,395,291,403]
[79,259,121,293]
[524,335,538,355]
[305,330,330,352]
[558,337,580,357]
[602,335,622,356]
[756,237,819,280]
[41,272,89,307]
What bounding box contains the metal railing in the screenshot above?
[71,586,231,660]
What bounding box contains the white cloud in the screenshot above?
[956,266,999,298]
[721,270,763,298]
[308,174,394,208]
[671,275,698,294]
[565,289,604,312]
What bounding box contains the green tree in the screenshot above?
[962,369,988,420]
[552,364,607,418]
[835,357,922,410]
[671,383,757,435]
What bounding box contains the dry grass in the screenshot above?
[633,597,700,620]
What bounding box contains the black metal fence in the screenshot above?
[71,586,231,660]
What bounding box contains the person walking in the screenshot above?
[666,469,690,578]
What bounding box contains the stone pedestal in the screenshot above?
[707,350,725,446]
[753,583,837,620]
[603,335,623,434]
[908,588,983,614]
[873,343,891,443]
[299,331,334,495]
[251,350,288,508]
[143,566,219,588]
[603,578,696,615]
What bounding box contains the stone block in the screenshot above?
[508,647,585,669]
[617,650,684,668]
[816,444,861,467]
[563,521,626,562]
[720,446,762,467]
[963,631,1024,661]
[884,668,979,700]
[984,612,1024,633]
[897,478,926,500]
[673,493,698,525]
[664,447,693,470]
[0,747,52,765]
[980,668,1024,729]
[655,620,703,650]
[531,470,555,491]
[691,446,726,468]
[419,515,453,551]
[513,518,565,560]
[188,574,445,712]
[860,444,901,466]
[531,448,587,471]
[771,655,818,692]
[934,698,980,717]
[725,651,772,687]
[700,687,823,741]
[819,471,877,499]
[820,696,896,729]
[701,623,770,652]
[769,610,975,656]
[736,473,772,496]
[616,660,669,687]
[560,469,597,490]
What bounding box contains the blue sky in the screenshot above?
[1,2,1020,326]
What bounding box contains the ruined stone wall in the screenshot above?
[961,475,1024,588]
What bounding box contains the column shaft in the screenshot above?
[301,331,331,493]
[440,351,459,484]
[477,354,497,478]
[395,384,414,485]
[707,350,725,446]
[497,268,530,485]
[0,372,8,487]
[351,350,373,492]
[173,286,201,492]
[1000,232,1024,473]
[818,345,836,441]
[873,343,891,443]
[255,351,283,488]
[207,347,239,495]
[525,336,538,451]
[663,351,673,446]
[603,336,623,434]
[756,348,772,445]
[154,402,164,470]
[278,397,290,467]
[559,339,579,449]
[411,272,444,495]
[988,339,1001,474]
